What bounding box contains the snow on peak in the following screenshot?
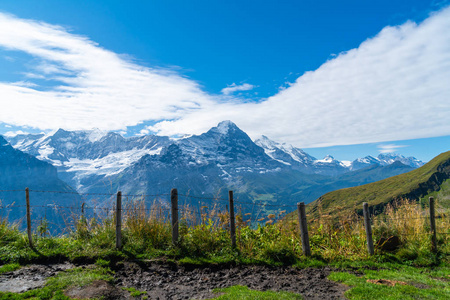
[255,135,277,149]
[254,135,314,165]
[215,120,237,134]
[88,128,107,143]
[340,160,352,167]
[316,155,335,163]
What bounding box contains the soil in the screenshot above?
[0,263,74,293]
[0,262,349,299]
[112,261,348,299]
[65,280,130,299]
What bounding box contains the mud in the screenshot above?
[0,263,74,293]
[0,262,348,299]
[113,261,348,299]
[65,280,130,299]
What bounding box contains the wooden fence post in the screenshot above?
[171,188,179,246]
[363,202,374,255]
[228,190,236,248]
[80,202,87,227]
[25,188,33,248]
[297,202,311,256]
[429,197,437,253]
[116,191,122,250]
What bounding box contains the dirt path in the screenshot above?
[0,262,348,299]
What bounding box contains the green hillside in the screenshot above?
[307,151,450,219]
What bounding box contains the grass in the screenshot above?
[0,195,448,266]
[0,192,449,299]
[211,286,303,299]
[328,265,450,299]
[0,266,113,299]
[307,151,450,219]
[421,178,450,209]
[121,287,148,297]
[0,263,20,274]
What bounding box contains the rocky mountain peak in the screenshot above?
[215,120,239,134]
[0,135,8,146]
[52,128,70,138]
[255,135,277,149]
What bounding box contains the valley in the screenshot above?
[1,121,425,224]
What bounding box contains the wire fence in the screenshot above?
[0,188,448,255]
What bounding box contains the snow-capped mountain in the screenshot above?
[8,128,170,190]
[254,135,424,175]
[0,136,81,230]
[377,153,424,168]
[349,154,424,171]
[254,135,315,168]
[72,121,290,200]
[178,121,280,173]
[5,121,425,206]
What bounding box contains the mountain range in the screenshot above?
[306,151,450,220]
[0,135,81,232]
[2,121,425,216]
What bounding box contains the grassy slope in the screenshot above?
[307,151,450,219]
[421,177,450,209]
[329,265,450,300]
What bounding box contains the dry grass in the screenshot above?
[1,196,448,265]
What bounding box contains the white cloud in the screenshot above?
[3,130,30,137]
[377,144,408,154]
[0,12,215,132]
[150,6,450,147]
[1,7,450,148]
[221,83,255,95]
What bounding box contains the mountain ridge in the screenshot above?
[2,121,426,212]
[306,151,450,219]
[7,121,424,185]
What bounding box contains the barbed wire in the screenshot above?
[394,232,433,236]
[178,193,228,202]
[29,189,115,196]
[235,200,297,208]
[0,204,172,212]
[121,193,170,198]
[2,189,449,221]
[394,231,450,236]
[374,216,428,221]
[373,215,448,222]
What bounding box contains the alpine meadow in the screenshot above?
[0,1,449,299]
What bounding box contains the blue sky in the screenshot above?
[0,0,449,162]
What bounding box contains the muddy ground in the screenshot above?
[0,262,349,299]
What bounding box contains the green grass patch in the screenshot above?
[122,287,148,297]
[211,285,303,299]
[0,263,20,274]
[329,265,450,299]
[0,266,113,299]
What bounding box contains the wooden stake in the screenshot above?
[363,202,374,255]
[297,202,311,256]
[171,188,179,245]
[25,188,33,248]
[429,197,437,253]
[229,190,236,248]
[116,191,122,250]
